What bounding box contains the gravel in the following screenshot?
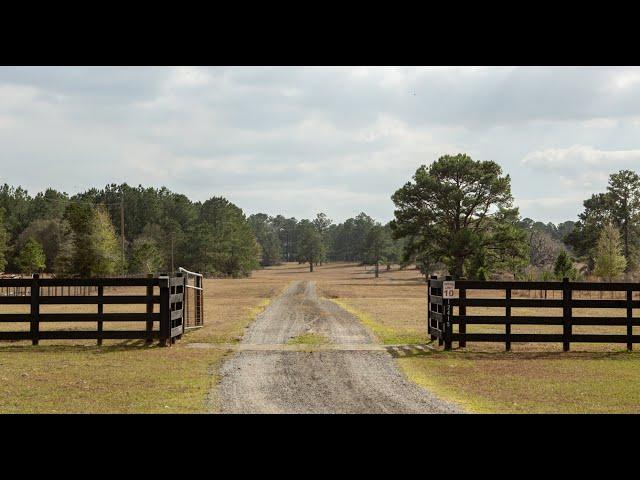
[216,280,462,414]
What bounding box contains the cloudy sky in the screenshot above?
[1,66,640,224]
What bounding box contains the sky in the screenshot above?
[1,66,640,224]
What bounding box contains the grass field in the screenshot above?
[312,263,640,413]
[3,262,640,413]
[0,272,288,413]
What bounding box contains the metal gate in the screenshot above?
[178,267,204,329]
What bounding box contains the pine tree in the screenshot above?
[297,220,323,272]
[186,197,259,277]
[607,170,640,271]
[64,203,120,277]
[248,214,283,266]
[0,209,8,272]
[364,224,391,278]
[391,154,525,278]
[312,213,333,265]
[594,223,627,282]
[554,250,577,280]
[16,238,46,274]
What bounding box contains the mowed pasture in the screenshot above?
[311,264,640,413]
[0,273,289,413]
[2,262,640,413]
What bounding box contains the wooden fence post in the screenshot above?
[159,274,170,347]
[459,282,467,348]
[563,277,571,352]
[627,288,633,352]
[505,288,511,352]
[443,275,452,351]
[97,285,104,346]
[145,274,154,345]
[436,276,444,347]
[443,296,452,351]
[427,276,435,340]
[30,274,40,346]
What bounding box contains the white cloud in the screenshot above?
[3,66,640,223]
[611,71,640,89]
[522,145,640,173]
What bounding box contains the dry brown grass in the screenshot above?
[315,263,429,344]
[0,271,289,413]
[258,263,640,350]
[305,263,640,413]
[4,262,640,413]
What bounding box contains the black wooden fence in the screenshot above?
[0,274,185,346]
[428,275,640,351]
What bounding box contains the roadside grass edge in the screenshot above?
[327,298,426,345]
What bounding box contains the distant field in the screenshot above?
[2,262,640,413]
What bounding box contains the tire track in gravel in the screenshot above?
[217,280,461,413]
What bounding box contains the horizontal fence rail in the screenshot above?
[428,276,640,351]
[0,274,185,346]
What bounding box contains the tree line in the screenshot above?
[1,157,634,283]
[0,184,259,277]
[248,212,406,276]
[389,154,636,282]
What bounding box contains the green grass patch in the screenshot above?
[398,350,640,413]
[0,344,227,413]
[286,332,331,345]
[0,281,288,413]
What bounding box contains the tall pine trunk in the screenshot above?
[454,256,464,278]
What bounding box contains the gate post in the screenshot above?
[30,274,40,346]
[145,273,154,345]
[627,288,633,352]
[97,284,104,346]
[438,291,444,346]
[159,274,170,347]
[505,288,512,351]
[428,275,436,340]
[443,275,453,351]
[459,277,466,348]
[562,277,571,352]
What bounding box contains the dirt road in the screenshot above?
[217,281,461,413]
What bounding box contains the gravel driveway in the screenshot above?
[217,280,461,413]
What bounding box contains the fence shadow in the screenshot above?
[385,344,435,358]
[0,339,164,354]
[382,342,640,360]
